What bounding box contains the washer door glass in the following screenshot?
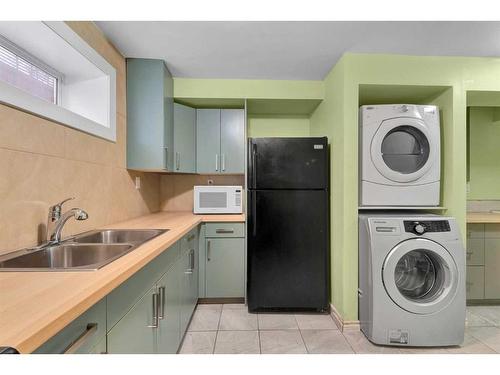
[382,238,459,315]
[394,249,440,301]
[381,126,430,174]
[370,118,437,183]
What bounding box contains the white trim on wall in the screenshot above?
[0,21,117,142]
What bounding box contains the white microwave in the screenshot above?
[194,185,243,214]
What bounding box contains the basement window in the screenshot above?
[0,36,61,105]
[0,22,116,141]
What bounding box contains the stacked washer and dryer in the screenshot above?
[358,104,466,347]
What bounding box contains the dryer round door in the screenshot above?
[382,238,459,315]
[370,117,438,183]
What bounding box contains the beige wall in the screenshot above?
[160,175,245,212]
[0,22,161,255]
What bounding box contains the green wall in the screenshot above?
[247,116,310,138]
[311,53,500,321]
[468,107,500,199]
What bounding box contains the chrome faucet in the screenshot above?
[47,198,89,244]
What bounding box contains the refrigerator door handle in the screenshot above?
[251,144,257,188]
[252,190,257,237]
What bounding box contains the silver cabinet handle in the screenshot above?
[176,152,180,170]
[216,228,234,234]
[222,153,226,172]
[215,154,219,171]
[158,286,165,320]
[62,323,98,354]
[207,240,211,261]
[147,292,159,328]
[185,249,194,274]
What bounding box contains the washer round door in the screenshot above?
[382,238,459,315]
[370,117,438,183]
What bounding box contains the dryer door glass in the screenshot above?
[381,126,430,174]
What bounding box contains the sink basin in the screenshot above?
[0,228,169,271]
[70,229,167,245]
[0,243,134,271]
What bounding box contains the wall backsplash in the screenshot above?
[0,22,161,256]
[160,174,245,212]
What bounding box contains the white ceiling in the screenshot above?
[96,21,500,80]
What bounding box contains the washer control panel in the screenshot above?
[403,220,451,235]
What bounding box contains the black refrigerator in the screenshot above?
[247,137,329,313]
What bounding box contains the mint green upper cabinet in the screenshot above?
[126,58,174,171]
[196,109,221,174]
[157,265,181,354]
[196,108,245,174]
[221,109,245,174]
[174,103,196,173]
[107,286,158,354]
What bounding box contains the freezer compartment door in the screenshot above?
[247,189,329,311]
[248,137,328,190]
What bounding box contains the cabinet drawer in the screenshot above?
[466,238,485,266]
[467,224,484,239]
[205,223,244,238]
[107,242,180,331]
[466,266,485,300]
[34,298,106,354]
[485,224,500,238]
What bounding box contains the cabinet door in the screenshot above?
[466,238,485,266]
[196,109,221,173]
[107,286,158,354]
[221,109,245,174]
[174,103,196,173]
[163,62,175,171]
[34,298,106,354]
[126,59,173,171]
[485,239,500,299]
[467,266,485,300]
[180,248,198,333]
[205,238,245,298]
[157,266,181,354]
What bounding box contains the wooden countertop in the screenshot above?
[0,212,245,353]
[467,212,500,224]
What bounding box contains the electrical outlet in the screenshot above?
[135,176,141,190]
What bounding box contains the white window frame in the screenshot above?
[0,21,116,142]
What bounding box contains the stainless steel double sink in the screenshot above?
[0,229,168,271]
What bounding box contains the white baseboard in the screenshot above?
[330,304,360,331]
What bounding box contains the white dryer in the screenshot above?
[359,104,441,207]
[358,213,465,347]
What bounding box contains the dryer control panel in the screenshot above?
[403,220,451,235]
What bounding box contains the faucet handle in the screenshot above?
[56,197,75,208]
[49,197,75,219]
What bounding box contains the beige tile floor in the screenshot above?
[179,303,500,354]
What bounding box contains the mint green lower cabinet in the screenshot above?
[34,298,106,354]
[107,286,158,354]
[157,265,181,354]
[205,238,245,298]
[89,337,107,354]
